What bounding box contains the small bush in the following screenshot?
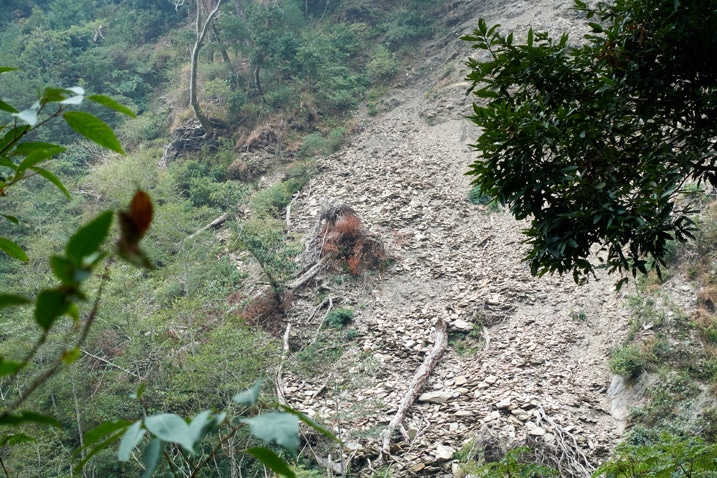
[465,447,558,477]
[241,289,292,336]
[610,345,647,379]
[300,132,328,157]
[570,310,587,322]
[595,433,717,477]
[251,183,293,218]
[325,308,354,328]
[320,208,388,275]
[367,46,398,84]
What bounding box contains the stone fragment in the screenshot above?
[434,445,456,461]
[408,463,425,473]
[451,319,473,332]
[418,391,453,403]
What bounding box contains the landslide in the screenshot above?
[273,0,632,475]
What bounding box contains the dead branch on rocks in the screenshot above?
[381,319,448,459]
[531,407,595,477]
[287,256,329,290]
[275,323,291,407]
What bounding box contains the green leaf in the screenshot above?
[0,236,28,262]
[241,412,299,455]
[0,157,16,171]
[0,99,18,114]
[188,410,224,445]
[141,438,162,478]
[0,433,36,448]
[12,142,62,155]
[278,405,338,442]
[61,347,81,365]
[144,414,194,453]
[34,289,71,331]
[65,211,113,265]
[246,447,297,478]
[51,255,77,285]
[130,382,146,400]
[31,167,70,199]
[0,358,24,376]
[62,111,125,154]
[0,214,18,225]
[41,87,82,103]
[87,95,137,118]
[233,377,262,405]
[0,125,30,153]
[0,294,30,309]
[74,429,127,473]
[0,67,19,75]
[118,421,145,462]
[0,411,61,428]
[83,420,132,448]
[12,146,66,182]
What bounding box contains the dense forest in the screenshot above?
[0,0,439,475]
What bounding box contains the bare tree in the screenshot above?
[189,0,223,135]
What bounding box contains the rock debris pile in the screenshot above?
[280,1,632,475]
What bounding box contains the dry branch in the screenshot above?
[276,323,291,407]
[81,348,141,379]
[534,407,595,477]
[381,319,448,458]
[187,213,228,240]
[287,256,329,290]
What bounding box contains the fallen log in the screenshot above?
[187,213,228,240]
[381,319,448,459]
[286,256,329,290]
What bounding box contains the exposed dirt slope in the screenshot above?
[282,1,631,475]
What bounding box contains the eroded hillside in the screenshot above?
[275,1,633,475]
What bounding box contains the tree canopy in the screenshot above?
[463,0,717,287]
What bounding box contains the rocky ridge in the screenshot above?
[280,1,633,475]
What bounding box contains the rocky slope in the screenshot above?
[280,1,633,475]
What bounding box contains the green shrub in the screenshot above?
[468,185,493,205]
[326,127,346,153]
[367,46,398,84]
[465,447,558,477]
[610,345,647,378]
[594,433,717,477]
[570,310,587,321]
[300,132,328,157]
[325,308,354,328]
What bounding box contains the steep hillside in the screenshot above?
[274,0,634,475]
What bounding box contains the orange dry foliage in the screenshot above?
[320,210,386,276]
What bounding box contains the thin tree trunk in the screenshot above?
[189,0,223,135]
[253,59,264,99]
[211,23,231,64]
[71,371,86,475]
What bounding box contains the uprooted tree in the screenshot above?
[463,0,717,288]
